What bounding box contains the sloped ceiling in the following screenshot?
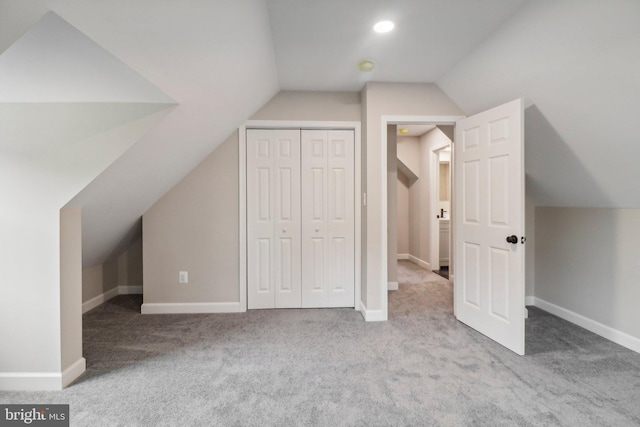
[265,0,528,91]
[0,11,175,211]
[3,0,633,269]
[437,0,640,208]
[0,0,279,267]
[0,12,175,104]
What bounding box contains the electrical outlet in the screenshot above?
[179,271,188,284]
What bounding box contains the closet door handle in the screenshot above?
[506,235,518,244]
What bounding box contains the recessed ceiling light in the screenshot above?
[399,128,409,134]
[358,60,375,72]
[374,20,394,33]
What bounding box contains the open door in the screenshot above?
[454,99,525,355]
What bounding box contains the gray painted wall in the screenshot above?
[397,175,410,255]
[387,125,398,284]
[362,82,464,312]
[60,208,82,374]
[143,91,361,306]
[82,237,143,303]
[438,0,640,209]
[144,133,239,304]
[251,91,361,122]
[535,207,640,341]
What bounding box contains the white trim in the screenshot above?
[359,302,387,322]
[388,281,398,291]
[0,372,63,391]
[397,253,409,260]
[82,285,143,313]
[532,297,640,354]
[119,285,142,294]
[354,124,362,311]
[141,302,243,314]
[381,115,465,322]
[239,120,362,312]
[82,287,119,313]
[429,142,452,271]
[380,121,389,322]
[381,115,464,126]
[245,120,360,130]
[408,254,431,270]
[239,125,247,312]
[61,357,86,388]
[525,296,535,306]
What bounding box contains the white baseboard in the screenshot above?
[397,253,409,260]
[82,287,119,313]
[408,254,431,270]
[533,297,640,354]
[0,372,62,391]
[82,285,143,313]
[359,302,387,322]
[387,281,398,291]
[141,302,244,314]
[119,285,143,294]
[525,296,535,306]
[61,357,86,388]
[0,357,86,391]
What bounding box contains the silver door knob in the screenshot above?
[315,228,319,232]
[282,229,286,233]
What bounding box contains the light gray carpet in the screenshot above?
[2,260,640,426]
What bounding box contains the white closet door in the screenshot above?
[301,130,355,308]
[247,129,301,309]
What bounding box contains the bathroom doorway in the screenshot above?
[432,144,451,279]
[393,124,454,281]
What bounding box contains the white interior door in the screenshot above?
[247,129,301,309]
[301,130,355,308]
[454,99,525,355]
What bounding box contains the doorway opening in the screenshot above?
[387,124,451,280]
[432,143,451,280]
[382,100,526,355]
[388,120,456,295]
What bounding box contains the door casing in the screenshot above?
[239,121,362,312]
[380,115,464,321]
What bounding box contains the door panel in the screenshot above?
[302,130,355,307]
[454,99,525,355]
[257,238,271,293]
[248,128,354,310]
[247,129,301,309]
[463,242,481,307]
[311,237,324,291]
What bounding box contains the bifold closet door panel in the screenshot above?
[301,130,355,308]
[247,129,301,309]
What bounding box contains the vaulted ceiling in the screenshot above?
[1,0,638,267]
[265,0,528,90]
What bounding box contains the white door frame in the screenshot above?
[239,121,362,312]
[380,115,464,319]
[429,142,452,272]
